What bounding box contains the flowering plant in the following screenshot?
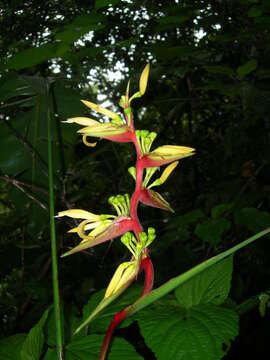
[57,64,195,359]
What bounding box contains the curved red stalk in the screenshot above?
[100,109,155,359]
[100,309,128,360]
[140,256,154,296]
[99,256,154,360]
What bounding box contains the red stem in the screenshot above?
[99,309,127,360]
[140,256,154,296]
[99,256,154,360]
[100,108,155,359]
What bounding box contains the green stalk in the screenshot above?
[127,228,270,316]
[47,80,64,360]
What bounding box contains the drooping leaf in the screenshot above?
[45,335,143,360]
[7,43,59,70]
[248,7,262,17]
[136,303,239,360]
[175,256,233,309]
[0,334,27,360]
[79,285,142,334]
[211,203,233,219]
[204,65,235,77]
[195,218,231,247]
[95,0,121,10]
[237,59,258,78]
[234,207,270,232]
[20,309,50,360]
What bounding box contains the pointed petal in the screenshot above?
[148,161,179,189]
[126,80,130,99]
[143,145,195,167]
[81,100,122,121]
[61,217,134,257]
[139,63,150,95]
[78,124,133,143]
[64,117,99,126]
[104,262,131,298]
[56,209,100,220]
[67,221,104,234]
[78,124,128,137]
[140,188,174,213]
[160,161,179,182]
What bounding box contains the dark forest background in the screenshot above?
[0,0,270,359]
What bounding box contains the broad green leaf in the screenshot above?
[237,59,258,78]
[0,334,26,360]
[72,14,107,25]
[43,348,57,360]
[150,45,199,60]
[211,203,233,219]
[64,335,142,359]
[136,304,239,360]
[175,256,233,309]
[234,207,270,232]
[0,114,32,175]
[155,15,191,31]
[6,43,59,70]
[21,309,49,360]
[195,218,231,247]
[45,304,65,347]
[255,16,270,25]
[204,65,235,77]
[95,0,121,9]
[248,7,262,17]
[169,209,205,228]
[125,229,270,319]
[55,24,105,44]
[77,285,142,334]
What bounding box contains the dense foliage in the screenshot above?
[0,0,270,359]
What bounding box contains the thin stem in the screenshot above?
[100,309,127,360]
[47,81,64,360]
[140,256,154,296]
[127,228,270,316]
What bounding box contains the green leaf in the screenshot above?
[234,207,270,232]
[169,209,205,228]
[126,229,270,319]
[64,335,142,359]
[45,304,65,347]
[55,24,105,44]
[237,59,258,78]
[77,285,142,335]
[95,0,121,9]
[136,304,239,360]
[195,218,231,247]
[7,43,59,70]
[175,256,233,309]
[211,203,233,219]
[150,45,199,61]
[0,334,27,360]
[20,309,50,360]
[204,65,235,77]
[248,7,262,17]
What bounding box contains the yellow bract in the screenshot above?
[56,209,100,221]
[148,161,179,189]
[78,123,128,137]
[81,100,122,121]
[149,189,174,213]
[149,145,195,160]
[104,261,138,299]
[139,63,150,96]
[65,117,99,126]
